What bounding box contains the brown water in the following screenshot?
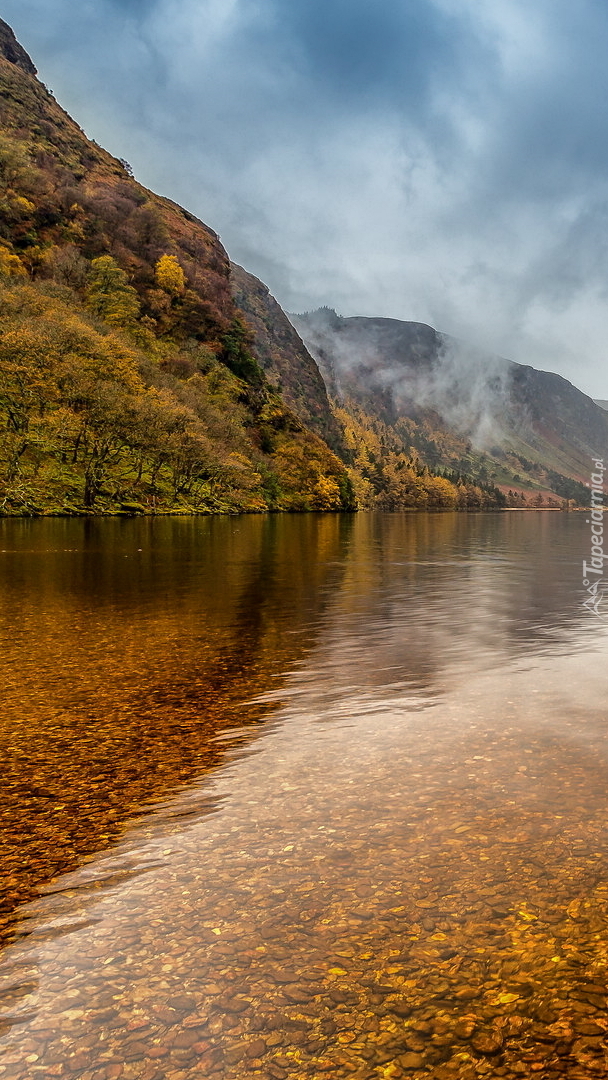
[1,512,608,1080]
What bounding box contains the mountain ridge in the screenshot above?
[230,263,343,452]
[0,17,36,76]
[291,308,603,502]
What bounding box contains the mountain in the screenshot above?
[230,263,343,452]
[0,22,355,515]
[291,308,603,504]
[0,20,596,516]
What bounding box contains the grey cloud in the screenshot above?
[271,0,467,103]
[4,0,608,395]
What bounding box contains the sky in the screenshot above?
[5,0,608,395]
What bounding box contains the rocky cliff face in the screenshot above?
[0,18,37,75]
[231,265,343,452]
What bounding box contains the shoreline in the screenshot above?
[0,505,581,520]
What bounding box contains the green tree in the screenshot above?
[221,316,264,384]
[85,255,140,327]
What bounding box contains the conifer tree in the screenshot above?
[85,255,140,327]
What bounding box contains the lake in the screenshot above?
[1,512,608,1079]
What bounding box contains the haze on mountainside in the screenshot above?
[4,0,608,399]
[291,307,608,502]
[0,17,604,516]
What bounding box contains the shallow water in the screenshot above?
[2,512,608,1079]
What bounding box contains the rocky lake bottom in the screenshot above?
[1,513,608,1080]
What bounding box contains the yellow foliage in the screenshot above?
[311,475,342,510]
[11,194,35,214]
[155,254,186,296]
[0,247,26,280]
[422,474,458,508]
[86,255,141,327]
[334,398,466,509]
[0,275,355,514]
[0,283,143,441]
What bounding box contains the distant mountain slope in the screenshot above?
[508,364,608,479]
[292,308,605,498]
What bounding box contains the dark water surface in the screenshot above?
[1,512,608,1079]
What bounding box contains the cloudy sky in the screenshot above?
[5,0,608,394]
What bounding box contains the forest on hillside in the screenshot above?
[0,53,574,514]
[0,109,356,515]
[0,114,508,515]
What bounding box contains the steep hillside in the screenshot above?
[0,22,355,515]
[230,263,343,452]
[0,27,234,334]
[0,18,36,75]
[509,365,608,480]
[292,308,601,504]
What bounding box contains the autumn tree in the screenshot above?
[155,253,186,296]
[45,244,89,289]
[0,246,26,280]
[85,255,140,327]
[311,475,342,511]
[422,474,458,508]
[0,135,37,195]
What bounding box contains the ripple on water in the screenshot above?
[1,513,608,1078]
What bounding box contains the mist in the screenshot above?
[395,338,518,450]
[290,308,525,451]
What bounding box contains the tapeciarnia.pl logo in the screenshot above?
[582,458,606,618]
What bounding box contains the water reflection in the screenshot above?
[2,512,608,1079]
[0,514,353,944]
